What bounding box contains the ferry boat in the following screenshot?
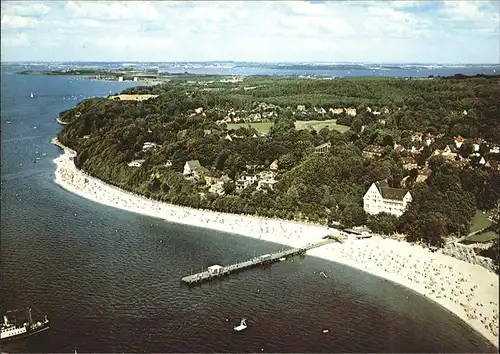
[1,307,49,342]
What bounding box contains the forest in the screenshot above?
[57,75,500,266]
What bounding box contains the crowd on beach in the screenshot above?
[53,143,499,348]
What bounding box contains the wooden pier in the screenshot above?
[181,238,338,285]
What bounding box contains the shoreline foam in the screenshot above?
[52,139,499,348]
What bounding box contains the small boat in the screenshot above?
[1,307,50,342]
[30,92,34,98]
[279,257,286,261]
[233,318,247,332]
[323,329,329,334]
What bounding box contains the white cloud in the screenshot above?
[64,1,162,21]
[1,2,51,16]
[0,0,498,63]
[1,15,37,29]
[1,32,30,47]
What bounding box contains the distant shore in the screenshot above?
[52,137,499,348]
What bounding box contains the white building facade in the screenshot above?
[363,181,412,217]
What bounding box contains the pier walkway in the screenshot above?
[181,238,338,285]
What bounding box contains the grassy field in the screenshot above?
[465,231,498,243]
[469,210,493,233]
[294,119,350,133]
[462,210,497,243]
[226,122,274,133]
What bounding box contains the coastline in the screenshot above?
[52,138,499,348]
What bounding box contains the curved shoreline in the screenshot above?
[51,138,499,348]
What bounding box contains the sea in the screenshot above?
[1,63,498,353]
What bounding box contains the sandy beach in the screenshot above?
[52,140,499,348]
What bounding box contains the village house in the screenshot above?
[257,179,278,191]
[473,138,482,152]
[394,143,405,153]
[270,160,279,170]
[209,183,225,195]
[108,94,159,101]
[314,107,327,115]
[455,136,465,149]
[208,175,231,195]
[410,145,424,154]
[433,145,458,159]
[411,132,423,143]
[314,142,332,154]
[344,107,357,116]
[329,108,344,115]
[240,172,258,183]
[127,159,145,167]
[363,145,385,159]
[183,160,208,179]
[363,181,413,217]
[204,175,220,186]
[416,170,431,183]
[400,157,418,170]
[142,142,160,151]
[258,170,277,180]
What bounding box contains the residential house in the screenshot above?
[490,146,500,154]
[270,160,279,170]
[314,107,327,115]
[127,159,145,167]
[314,142,331,154]
[204,175,220,186]
[329,108,344,115]
[455,136,465,149]
[235,178,253,190]
[411,132,423,143]
[183,160,208,178]
[142,142,160,151]
[344,107,357,116]
[297,105,306,112]
[240,171,258,184]
[363,145,384,158]
[400,157,418,170]
[225,134,233,142]
[259,170,277,180]
[209,183,225,195]
[208,175,232,195]
[363,181,413,217]
[433,145,457,158]
[424,134,435,146]
[410,145,424,154]
[164,160,172,168]
[394,143,405,153]
[257,179,279,191]
[473,138,481,152]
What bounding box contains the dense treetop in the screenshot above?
[57,75,500,256]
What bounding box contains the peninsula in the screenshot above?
[53,74,499,347]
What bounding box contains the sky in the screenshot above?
[1,0,499,64]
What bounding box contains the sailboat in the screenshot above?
[233,318,247,332]
[30,92,34,98]
[1,307,49,342]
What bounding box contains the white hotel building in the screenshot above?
[363,181,412,217]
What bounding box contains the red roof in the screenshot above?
[476,138,482,144]
[455,136,464,143]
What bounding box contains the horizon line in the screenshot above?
[1,61,499,66]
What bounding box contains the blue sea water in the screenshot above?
[0,64,497,353]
